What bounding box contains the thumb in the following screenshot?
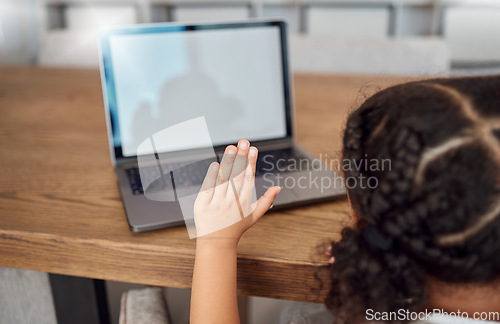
[251,186,281,219]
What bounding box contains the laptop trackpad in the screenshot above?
[273,186,298,205]
[290,170,345,199]
[255,176,298,206]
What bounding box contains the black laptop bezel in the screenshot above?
[99,20,293,163]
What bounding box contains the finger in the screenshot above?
[217,145,237,184]
[197,162,219,204]
[213,145,237,201]
[250,186,281,220]
[325,246,332,256]
[239,146,258,202]
[228,139,250,193]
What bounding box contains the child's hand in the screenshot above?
[193,139,281,245]
[325,246,335,264]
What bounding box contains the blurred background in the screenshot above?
[1,1,500,323]
[1,0,500,75]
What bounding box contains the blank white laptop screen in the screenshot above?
[108,25,287,157]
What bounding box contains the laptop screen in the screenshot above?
[100,21,291,159]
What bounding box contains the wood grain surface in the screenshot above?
[0,66,411,302]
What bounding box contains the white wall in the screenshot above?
[5,0,500,66]
[0,0,39,64]
[65,4,138,31]
[307,6,391,38]
[443,3,500,62]
[171,6,250,21]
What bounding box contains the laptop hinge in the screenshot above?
[114,137,294,167]
[115,156,138,167]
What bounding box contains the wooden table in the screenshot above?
[0,67,408,303]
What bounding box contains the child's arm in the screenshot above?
[190,139,281,324]
[191,238,239,323]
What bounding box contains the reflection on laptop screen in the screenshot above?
[107,25,287,157]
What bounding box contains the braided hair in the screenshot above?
[326,75,500,323]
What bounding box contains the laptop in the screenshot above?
[98,19,345,232]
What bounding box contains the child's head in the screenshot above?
[327,76,500,322]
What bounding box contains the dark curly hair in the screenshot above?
[326,75,500,323]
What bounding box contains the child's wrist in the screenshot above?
[196,237,239,251]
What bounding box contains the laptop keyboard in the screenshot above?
[255,148,309,176]
[126,148,309,195]
[126,159,213,195]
